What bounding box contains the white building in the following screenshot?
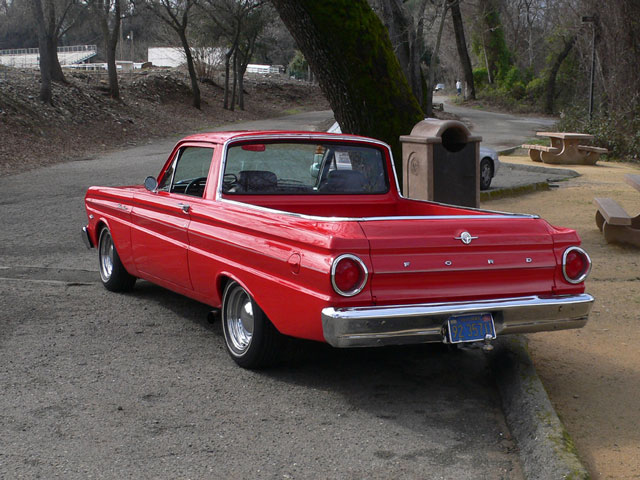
[148,47,224,68]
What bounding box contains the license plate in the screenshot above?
[447,313,496,344]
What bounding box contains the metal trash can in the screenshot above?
[400,119,482,208]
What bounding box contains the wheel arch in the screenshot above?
[216,272,280,331]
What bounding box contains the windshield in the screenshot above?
[222,141,389,195]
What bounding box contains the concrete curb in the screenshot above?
[488,336,589,480]
[481,162,580,201]
[481,181,551,201]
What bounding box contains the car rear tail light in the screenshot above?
[562,247,592,284]
[331,254,368,297]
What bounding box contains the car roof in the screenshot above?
[179,130,381,145]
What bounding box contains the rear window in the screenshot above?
[222,141,389,195]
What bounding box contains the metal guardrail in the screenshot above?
[0,45,97,56]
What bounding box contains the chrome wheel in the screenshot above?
[221,281,283,368]
[96,226,136,292]
[224,284,255,355]
[99,228,114,283]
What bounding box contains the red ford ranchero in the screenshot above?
[83,131,593,368]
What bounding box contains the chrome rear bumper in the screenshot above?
[321,294,594,348]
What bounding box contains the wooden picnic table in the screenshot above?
[522,132,608,165]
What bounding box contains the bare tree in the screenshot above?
[29,0,78,103]
[424,0,449,116]
[86,0,122,99]
[196,0,265,110]
[371,0,427,108]
[233,5,268,109]
[145,0,201,109]
[449,0,474,99]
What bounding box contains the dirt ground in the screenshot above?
[484,156,640,480]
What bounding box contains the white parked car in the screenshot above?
[479,145,500,190]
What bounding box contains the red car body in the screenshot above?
[83,131,593,367]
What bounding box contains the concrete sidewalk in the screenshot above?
[482,156,580,201]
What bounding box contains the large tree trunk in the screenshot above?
[223,47,233,110]
[425,0,449,117]
[375,0,423,108]
[47,36,65,82]
[99,0,121,100]
[230,49,237,111]
[41,0,65,83]
[450,0,475,100]
[271,0,423,182]
[105,32,120,100]
[177,27,201,109]
[31,0,52,104]
[545,35,576,114]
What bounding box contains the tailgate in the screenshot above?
[359,216,557,304]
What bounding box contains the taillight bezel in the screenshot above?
[562,246,592,284]
[331,254,368,297]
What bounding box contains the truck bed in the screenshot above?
[222,194,494,219]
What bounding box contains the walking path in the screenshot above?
[484,156,640,480]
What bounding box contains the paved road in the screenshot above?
[0,111,524,479]
[434,95,557,152]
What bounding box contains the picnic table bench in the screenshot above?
[523,132,608,165]
[594,173,640,247]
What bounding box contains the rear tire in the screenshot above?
[98,227,136,292]
[480,158,493,190]
[222,281,282,368]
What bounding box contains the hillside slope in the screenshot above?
[0,67,328,176]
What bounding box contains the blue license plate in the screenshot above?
[447,313,496,344]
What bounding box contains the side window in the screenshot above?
[158,146,214,197]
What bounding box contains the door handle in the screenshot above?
[177,203,190,214]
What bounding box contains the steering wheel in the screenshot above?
[184,176,207,196]
[222,173,238,192]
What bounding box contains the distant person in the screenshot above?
[456,80,462,96]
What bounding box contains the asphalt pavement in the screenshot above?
[0,107,585,479]
[0,111,524,479]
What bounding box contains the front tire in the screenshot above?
[222,281,282,368]
[98,227,136,292]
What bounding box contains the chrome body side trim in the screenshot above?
[321,294,594,348]
[81,226,94,249]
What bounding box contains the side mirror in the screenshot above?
[144,176,158,192]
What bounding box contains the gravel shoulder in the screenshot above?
[484,155,640,480]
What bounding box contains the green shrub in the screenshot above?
[473,68,489,90]
[501,66,522,91]
[288,51,309,80]
[525,77,545,101]
[556,106,640,161]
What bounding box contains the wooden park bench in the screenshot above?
[578,145,609,164]
[521,144,561,162]
[594,174,640,247]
